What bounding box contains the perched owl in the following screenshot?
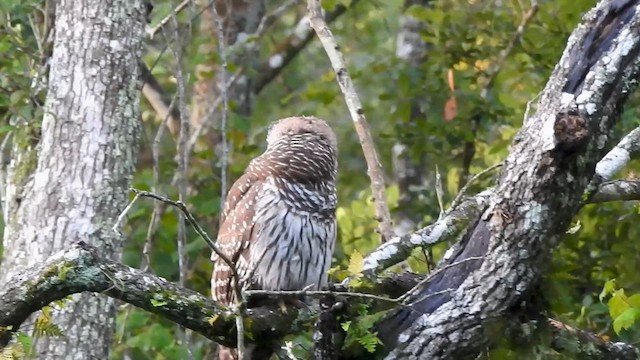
[211,116,338,358]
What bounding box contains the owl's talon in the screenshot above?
[278,298,288,314]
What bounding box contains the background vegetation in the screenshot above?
[1,0,639,358]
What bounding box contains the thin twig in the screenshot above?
[481,0,539,96]
[246,287,457,312]
[449,162,503,213]
[188,0,300,151]
[0,131,13,219]
[397,256,485,304]
[307,0,394,242]
[245,0,303,44]
[254,0,360,94]
[209,4,246,358]
[211,6,230,207]
[141,96,177,271]
[130,189,238,290]
[460,0,537,188]
[405,288,456,307]
[186,69,243,153]
[112,193,140,235]
[435,165,445,219]
[168,4,193,356]
[246,289,400,306]
[146,0,192,39]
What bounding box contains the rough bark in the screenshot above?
[0,0,146,358]
[380,1,640,358]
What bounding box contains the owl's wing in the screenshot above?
[211,171,263,305]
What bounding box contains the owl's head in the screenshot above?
[266,116,337,153]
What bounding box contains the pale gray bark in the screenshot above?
[0,0,146,358]
[595,126,640,180]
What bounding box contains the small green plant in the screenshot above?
[600,279,640,334]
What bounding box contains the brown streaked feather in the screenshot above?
[212,171,264,305]
[211,116,338,312]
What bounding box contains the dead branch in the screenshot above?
[307,0,395,242]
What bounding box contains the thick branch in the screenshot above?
[361,190,491,278]
[590,179,640,203]
[595,126,640,180]
[0,242,295,348]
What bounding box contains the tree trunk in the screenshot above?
[190,0,265,139]
[0,0,146,358]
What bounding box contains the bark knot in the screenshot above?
[553,111,589,152]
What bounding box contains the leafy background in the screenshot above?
[1,0,640,358]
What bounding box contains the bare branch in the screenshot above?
[146,0,192,39]
[595,126,640,181]
[449,162,502,212]
[590,179,640,203]
[112,192,140,235]
[307,0,394,242]
[254,1,359,94]
[209,3,247,357]
[360,189,492,278]
[130,189,235,276]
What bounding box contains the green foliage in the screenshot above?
[337,186,400,262]
[599,280,640,334]
[33,306,64,338]
[341,304,385,354]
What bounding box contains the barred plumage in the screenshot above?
[211,116,338,308]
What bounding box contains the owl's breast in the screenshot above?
[248,176,337,291]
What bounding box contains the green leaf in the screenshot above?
[358,332,383,353]
[628,294,640,308]
[613,308,640,334]
[608,289,629,319]
[600,279,616,301]
[321,0,337,11]
[9,90,24,106]
[348,250,364,276]
[15,332,32,355]
[341,321,351,332]
[337,207,353,237]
